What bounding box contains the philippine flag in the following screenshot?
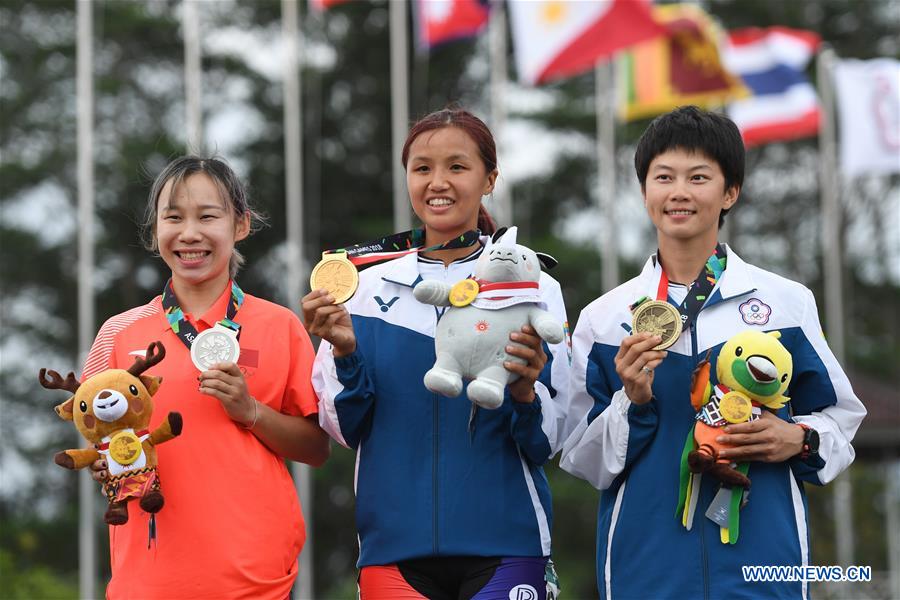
[308,0,349,11]
[722,27,821,147]
[509,0,664,86]
[417,0,490,49]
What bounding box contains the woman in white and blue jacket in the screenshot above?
[303,109,570,600]
[560,106,866,600]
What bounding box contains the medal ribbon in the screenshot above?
[475,280,539,300]
[162,279,244,350]
[656,243,727,331]
[325,229,481,269]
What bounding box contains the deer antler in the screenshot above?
[38,369,80,393]
[128,341,166,376]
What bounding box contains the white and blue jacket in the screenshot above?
[560,246,865,600]
[313,236,571,567]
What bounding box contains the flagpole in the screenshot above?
[818,46,854,568]
[281,2,312,598]
[887,458,900,600]
[183,0,202,152]
[390,0,411,232]
[489,0,511,226]
[76,1,97,597]
[596,60,618,291]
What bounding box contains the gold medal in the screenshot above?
[449,279,480,307]
[719,391,753,424]
[310,252,359,304]
[109,431,142,465]
[632,300,683,350]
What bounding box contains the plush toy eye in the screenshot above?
[735,346,743,357]
[79,400,88,413]
[129,384,139,395]
[781,374,788,383]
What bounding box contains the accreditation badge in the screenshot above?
[191,324,241,371]
[310,251,359,304]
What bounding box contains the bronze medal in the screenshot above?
[632,300,683,350]
[310,252,359,304]
[449,279,480,307]
[719,391,753,424]
[109,431,142,465]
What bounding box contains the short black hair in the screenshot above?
[634,106,745,228]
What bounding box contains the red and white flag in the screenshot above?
[509,0,664,86]
[416,0,490,48]
[308,0,349,12]
[722,27,821,146]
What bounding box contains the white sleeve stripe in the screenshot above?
[517,446,552,556]
[81,300,160,380]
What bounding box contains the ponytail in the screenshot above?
[477,204,497,236]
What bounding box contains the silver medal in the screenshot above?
[190,324,240,371]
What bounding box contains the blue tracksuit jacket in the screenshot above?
[560,246,866,600]
[313,237,571,567]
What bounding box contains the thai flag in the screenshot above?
[722,27,821,147]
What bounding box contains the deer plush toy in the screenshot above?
[413,227,564,410]
[39,341,182,525]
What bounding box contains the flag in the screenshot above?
[308,0,349,12]
[509,0,664,86]
[617,4,748,121]
[416,0,490,49]
[721,27,821,146]
[833,58,900,177]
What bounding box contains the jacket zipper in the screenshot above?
[434,275,444,555]
[691,319,710,600]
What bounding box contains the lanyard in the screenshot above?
[656,243,727,331]
[325,229,481,269]
[162,279,244,350]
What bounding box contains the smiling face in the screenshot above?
[155,173,250,291]
[643,148,738,251]
[406,126,497,244]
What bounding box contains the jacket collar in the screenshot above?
[380,234,490,288]
[639,243,756,306]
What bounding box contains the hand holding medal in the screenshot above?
[309,251,359,305]
[308,229,482,305]
[630,297,682,351]
[304,229,482,356]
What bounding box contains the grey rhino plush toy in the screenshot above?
[413,227,564,410]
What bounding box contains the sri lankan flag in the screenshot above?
[617,4,748,121]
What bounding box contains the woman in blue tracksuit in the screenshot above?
[303,109,570,600]
[560,106,866,599]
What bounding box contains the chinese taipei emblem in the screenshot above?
[739,298,772,325]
